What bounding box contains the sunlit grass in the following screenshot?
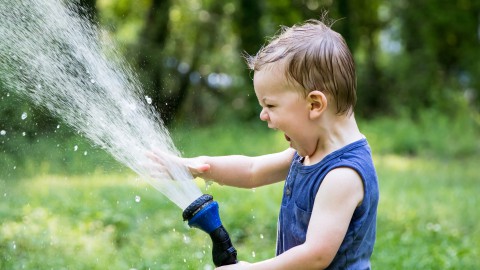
[373,155,479,269]
[1,114,479,269]
[0,173,281,269]
[2,154,479,269]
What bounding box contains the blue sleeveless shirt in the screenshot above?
[276,138,378,269]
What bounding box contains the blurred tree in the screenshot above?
[132,0,238,125]
[181,1,234,124]
[263,0,303,30]
[5,0,476,130]
[391,0,480,114]
[133,0,175,124]
[119,0,244,125]
[336,0,387,117]
[97,0,401,122]
[231,0,265,120]
[233,0,264,56]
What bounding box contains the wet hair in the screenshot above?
[246,19,356,115]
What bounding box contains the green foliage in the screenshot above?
[0,126,123,179]
[361,105,480,157]
[3,0,480,129]
[3,0,480,130]
[171,120,289,157]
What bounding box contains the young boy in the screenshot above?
[155,19,379,269]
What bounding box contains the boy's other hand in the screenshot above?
[146,149,211,178]
[183,157,211,177]
[215,261,251,270]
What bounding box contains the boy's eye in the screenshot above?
[266,104,274,108]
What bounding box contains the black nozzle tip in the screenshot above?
[182,194,213,221]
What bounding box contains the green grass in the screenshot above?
[0,174,282,269]
[1,113,479,269]
[373,155,479,269]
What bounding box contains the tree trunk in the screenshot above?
[134,0,174,124]
[233,0,265,119]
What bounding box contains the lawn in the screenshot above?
[1,117,479,269]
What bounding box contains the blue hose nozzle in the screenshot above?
[182,194,238,267]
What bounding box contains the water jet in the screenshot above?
[0,0,239,266]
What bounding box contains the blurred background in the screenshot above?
[1,0,479,269]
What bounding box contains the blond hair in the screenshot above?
[247,19,356,115]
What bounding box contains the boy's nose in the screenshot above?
[259,108,269,121]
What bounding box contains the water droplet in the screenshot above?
[205,180,213,190]
[73,145,78,151]
[36,84,42,90]
[260,234,264,239]
[135,195,141,203]
[3,193,7,197]
[12,241,16,250]
[183,234,191,244]
[0,130,6,136]
[21,112,28,120]
[426,223,442,232]
[83,151,88,156]
[195,251,204,259]
[56,125,60,129]
[251,251,256,258]
[145,96,152,104]
[172,228,176,232]
[13,166,16,170]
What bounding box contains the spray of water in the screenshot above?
[0,0,202,209]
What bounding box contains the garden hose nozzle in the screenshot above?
[182,194,238,267]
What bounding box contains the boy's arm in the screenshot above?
[186,148,295,188]
[217,167,365,270]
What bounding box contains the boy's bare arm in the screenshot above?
[186,148,295,188]
[217,167,364,270]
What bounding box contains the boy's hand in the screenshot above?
[183,157,211,177]
[215,261,251,270]
[146,149,211,178]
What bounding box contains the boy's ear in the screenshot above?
[307,90,327,119]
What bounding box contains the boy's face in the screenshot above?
[253,66,319,157]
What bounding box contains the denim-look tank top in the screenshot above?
[276,138,379,269]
